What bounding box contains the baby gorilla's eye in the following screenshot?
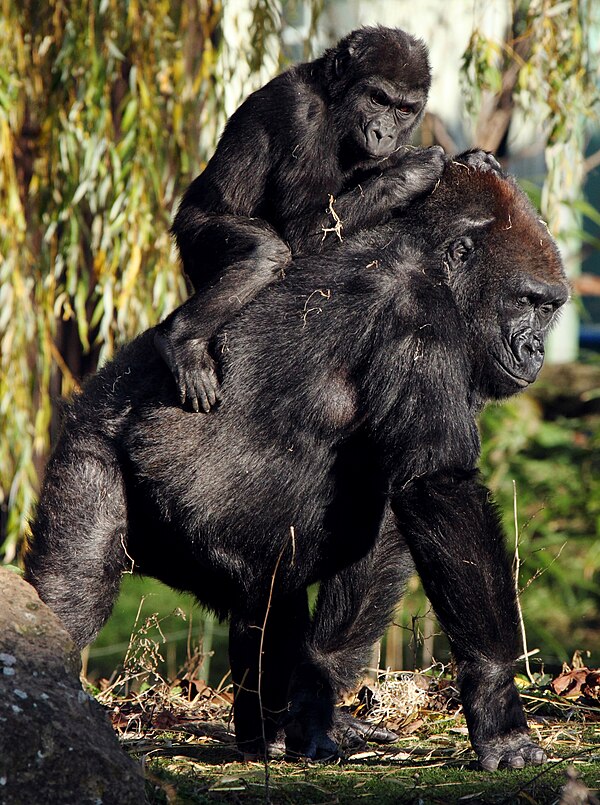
[370,91,389,107]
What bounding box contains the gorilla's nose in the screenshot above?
[366,122,395,156]
[512,329,544,373]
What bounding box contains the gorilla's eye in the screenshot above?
[516,296,531,308]
[370,91,389,107]
[397,105,414,117]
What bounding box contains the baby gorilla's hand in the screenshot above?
[382,145,447,211]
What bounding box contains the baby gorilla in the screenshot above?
[25,160,568,768]
[156,26,446,412]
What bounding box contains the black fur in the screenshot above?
[25,161,568,767]
[157,26,446,412]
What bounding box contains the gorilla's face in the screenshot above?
[440,218,568,402]
[329,28,430,165]
[348,80,427,159]
[487,275,568,396]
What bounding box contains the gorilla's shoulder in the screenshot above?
[247,61,329,120]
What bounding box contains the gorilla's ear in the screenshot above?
[333,30,362,77]
[445,236,474,271]
[334,46,354,77]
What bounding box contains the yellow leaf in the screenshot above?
[118,243,142,308]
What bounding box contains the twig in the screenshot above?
[257,534,293,804]
[521,541,567,592]
[301,288,331,327]
[120,533,135,574]
[321,194,343,242]
[47,332,81,392]
[123,596,147,670]
[584,147,600,176]
[513,481,535,684]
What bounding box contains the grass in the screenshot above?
[94,656,600,805]
[135,720,600,804]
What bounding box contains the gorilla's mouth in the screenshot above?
[493,357,532,387]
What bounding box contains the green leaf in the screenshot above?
[570,199,600,228]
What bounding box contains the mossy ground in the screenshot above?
[123,715,600,804]
[97,618,600,804]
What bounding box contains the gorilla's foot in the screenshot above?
[284,721,339,761]
[240,733,286,762]
[477,732,547,771]
[454,148,503,175]
[334,710,398,747]
[282,711,397,760]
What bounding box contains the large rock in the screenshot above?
[0,567,145,805]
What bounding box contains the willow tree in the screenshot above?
[0,0,320,561]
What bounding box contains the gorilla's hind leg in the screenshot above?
[288,511,414,756]
[229,590,311,759]
[24,436,128,649]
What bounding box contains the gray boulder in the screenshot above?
[0,567,145,805]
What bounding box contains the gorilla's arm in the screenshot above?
[285,146,446,254]
[392,472,546,770]
[174,134,446,271]
[156,213,292,412]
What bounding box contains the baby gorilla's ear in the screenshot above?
[333,45,354,78]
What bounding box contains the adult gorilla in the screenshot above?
[25,160,568,769]
[156,26,446,412]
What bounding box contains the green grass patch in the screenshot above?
[139,731,600,804]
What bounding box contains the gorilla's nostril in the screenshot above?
[513,330,544,361]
